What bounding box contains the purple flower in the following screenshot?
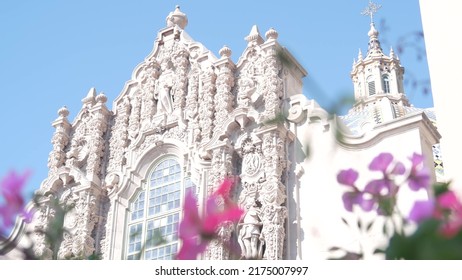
[369,153,394,172]
[408,200,435,223]
[364,178,393,196]
[342,191,374,212]
[408,153,430,191]
[391,162,406,175]
[337,169,358,187]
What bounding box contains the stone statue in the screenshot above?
[237,77,256,108]
[156,83,174,114]
[237,200,263,259]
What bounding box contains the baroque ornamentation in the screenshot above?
[261,49,283,120]
[35,7,305,261]
[171,42,189,112]
[214,54,235,132]
[139,59,158,130]
[32,204,55,259]
[128,90,142,139]
[107,96,130,173]
[237,200,264,259]
[66,109,91,169]
[205,147,234,259]
[48,107,71,175]
[99,196,113,260]
[258,132,288,259]
[57,191,99,259]
[198,67,216,143]
[185,64,200,120]
[86,108,109,178]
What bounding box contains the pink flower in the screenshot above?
[0,170,31,231]
[436,191,462,238]
[177,179,243,260]
[408,191,462,238]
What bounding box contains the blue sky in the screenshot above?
[0,1,432,199]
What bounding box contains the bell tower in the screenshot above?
[349,1,410,124]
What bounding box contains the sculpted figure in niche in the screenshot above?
[237,77,256,108]
[156,83,174,114]
[237,200,264,259]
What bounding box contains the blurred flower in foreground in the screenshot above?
[177,179,243,260]
[337,152,430,216]
[0,170,32,234]
[409,190,462,238]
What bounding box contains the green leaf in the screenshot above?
[433,181,451,197]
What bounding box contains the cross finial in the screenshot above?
[361,0,382,24]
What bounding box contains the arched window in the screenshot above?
[382,75,390,93]
[367,76,376,96]
[126,157,195,260]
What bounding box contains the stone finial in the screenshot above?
[245,25,264,45]
[390,46,395,58]
[219,45,232,58]
[367,22,379,37]
[96,92,108,104]
[57,106,69,118]
[265,27,278,41]
[166,5,188,29]
[358,49,363,61]
[82,87,96,104]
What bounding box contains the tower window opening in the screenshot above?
[367,76,376,96]
[382,75,390,93]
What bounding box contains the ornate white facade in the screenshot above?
[3,6,440,260]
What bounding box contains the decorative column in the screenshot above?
[86,93,110,183]
[32,199,57,259]
[261,43,283,121]
[185,64,201,143]
[214,46,235,131]
[107,96,130,174]
[260,131,287,260]
[205,145,234,260]
[198,66,216,143]
[47,107,71,176]
[128,90,141,139]
[57,190,99,259]
[172,43,189,112]
[140,58,160,130]
[236,135,265,259]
